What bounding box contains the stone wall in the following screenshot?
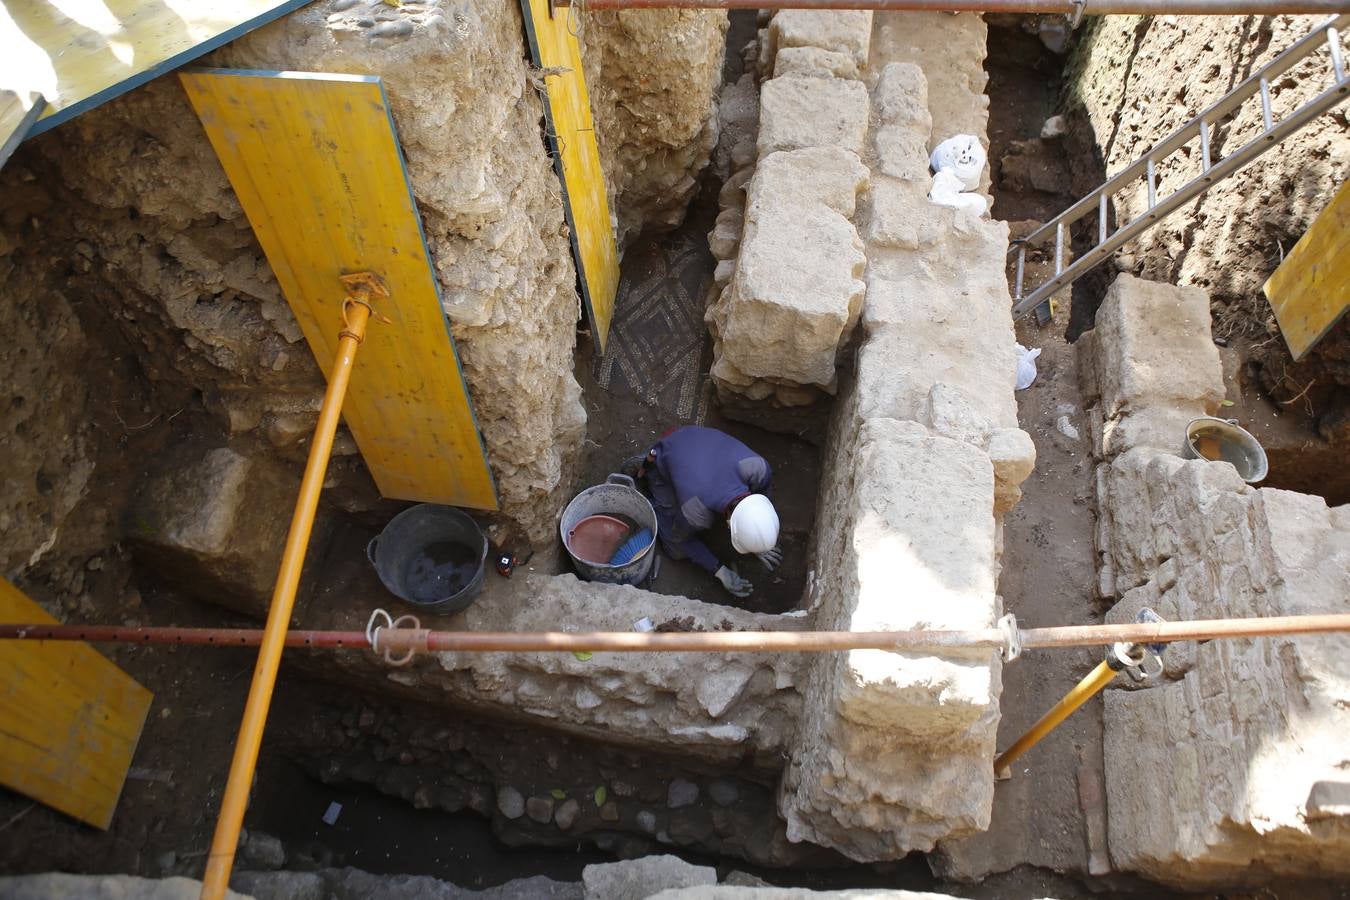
[309,572,804,764]
[704,12,872,432]
[1079,273,1350,887]
[1067,15,1349,433]
[579,10,729,246]
[774,13,1035,860]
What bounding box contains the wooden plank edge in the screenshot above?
[0,94,46,172]
[369,75,500,511]
[518,0,608,354]
[26,0,316,139]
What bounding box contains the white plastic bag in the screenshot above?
[1015,343,1041,390]
[929,134,986,191]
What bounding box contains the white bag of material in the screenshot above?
[929,170,989,215]
[929,134,986,191]
[1015,343,1042,390]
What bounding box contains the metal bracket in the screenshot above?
[1107,607,1167,682]
[998,613,1022,663]
[1070,0,1088,30]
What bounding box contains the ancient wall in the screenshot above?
[579,10,729,246]
[1079,274,1350,886]
[746,12,1035,860]
[1067,15,1349,435]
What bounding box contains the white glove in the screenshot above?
[715,565,754,598]
[755,547,782,572]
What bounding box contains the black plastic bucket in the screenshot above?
[367,504,488,615]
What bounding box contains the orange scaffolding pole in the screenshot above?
[199,275,383,900]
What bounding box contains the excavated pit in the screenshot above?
[2,6,1348,900]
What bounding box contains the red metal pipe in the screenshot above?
[3,612,1350,654]
[558,0,1348,13]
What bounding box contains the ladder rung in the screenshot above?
[1146,159,1158,217]
[1055,223,1065,276]
[1014,247,1026,301]
[1329,27,1345,83]
[1098,194,1108,245]
[1200,120,1212,178]
[1260,78,1274,136]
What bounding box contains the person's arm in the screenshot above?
[736,456,772,493]
[677,536,721,574]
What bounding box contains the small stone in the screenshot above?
[667,779,699,809]
[240,830,286,870]
[1041,115,1068,140]
[611,780,636,797]
[636,810,658,833]
[496,786,524,819]
[155,851,176,873]
[358,709,375,729]
[599,801,620,822]
[369,19,413,38]
[708,778,739,807]
[554,798,580,830]
[526,796,555,824]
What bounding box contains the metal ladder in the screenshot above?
[1011,13,1350,321]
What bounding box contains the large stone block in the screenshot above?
[758,76,869,158]
[127,444,317,618]
[772,46,859,81]
[768,10,874,69]
[749,147,869,218]
[1092,274,1224,420]
[582,856,716,900]
[711,171,866,389]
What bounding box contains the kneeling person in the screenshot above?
[637,426,781,597]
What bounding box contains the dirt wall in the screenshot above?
[1066,14,1348,430]
[580,10,729,246]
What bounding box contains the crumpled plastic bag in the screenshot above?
[1015,343,1042,390]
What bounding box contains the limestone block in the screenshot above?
[773,46,859,81]
[582,856,716,900]
[750,147,870,218]
[0,875,250,900]
[714,73,760,179]
[1100,403,1204,458]
[127,445,317,618]
[758,76,869,158]
[989,426,1037,514]
[768,10,873,69]
[873,62,931,130]
[864,179,944,250]
[1092,274,1224,419]
[708,207,743,261]
[716,193,866,388]
[855,285,1017,433]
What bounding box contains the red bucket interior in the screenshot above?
[567,514,632,565]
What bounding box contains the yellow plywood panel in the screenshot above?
[521,0,619,350]
[180,69,496,509]
[0,579,151,830]
[1264,180,1350,361]
[1,89,44,171]
[0,0,311,136]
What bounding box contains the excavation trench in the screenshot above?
[2,5,1348,899]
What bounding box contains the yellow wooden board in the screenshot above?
[1264,180,1350,361]
[180,69,497,509]
[1,89,45,171]
[0,579,151,830]
[521,0,619,350]
[0,0,312,137]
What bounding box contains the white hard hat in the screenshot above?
[729,494,779,555]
